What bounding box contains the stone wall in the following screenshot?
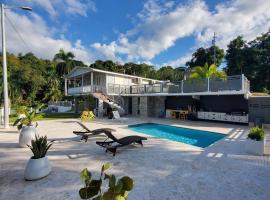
[139,97,148,117]
[148,96,166,117]
[132,97,138,116]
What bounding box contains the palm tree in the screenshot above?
[53,49,75,77]
[189,63,227,80]
[43,71,62,102]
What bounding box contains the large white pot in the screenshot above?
[24,156,51,181]
[245,138,265,156]
[19,126,36,148]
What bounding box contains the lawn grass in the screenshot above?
[10,112,80,124]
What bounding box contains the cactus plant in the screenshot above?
[79,162,134,200]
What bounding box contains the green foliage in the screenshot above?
[89,60,184,81]
[248,127,265,141]
[189,63,227,80]
[13,109,37,130]
[79,163,134,200]
[15,106,28,115]
[186,46,225,68]
[225,30,270,92]
[27,134,54,159]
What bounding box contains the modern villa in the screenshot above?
[64,67,260,125]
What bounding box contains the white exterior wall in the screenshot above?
[141,79,150,84]
[106,74,132,86]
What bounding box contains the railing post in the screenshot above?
[207,77,210,92]
[144,84,146,93]
[181,80,184,93]
[241,74,245,92]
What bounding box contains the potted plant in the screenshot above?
[24,134,54,181]
[79,162,134,199]
[245,127,265,155]
[15,106,27,119]
[13,110,37,147]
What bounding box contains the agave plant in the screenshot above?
[27,135,54,159]
[13,110,37,130]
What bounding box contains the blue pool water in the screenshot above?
[128,123,225,148]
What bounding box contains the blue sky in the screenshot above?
[4,0,270,68]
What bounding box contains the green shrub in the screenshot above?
[13,110,36,130]
[15,106,28,115]
[79,163,134,200]
[27,135,54,159]
[248,127,265,141]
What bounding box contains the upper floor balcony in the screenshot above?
[67,74,250,97]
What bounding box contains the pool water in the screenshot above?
[128,123,225,148]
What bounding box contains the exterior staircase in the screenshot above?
[92,92,125,115]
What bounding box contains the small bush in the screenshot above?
[248,127,265,141]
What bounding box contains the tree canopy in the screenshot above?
[225,30,270,92]
[186,46,224,68]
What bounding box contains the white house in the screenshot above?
[65,66,251,124]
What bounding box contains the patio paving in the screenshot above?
[0,118,270,200]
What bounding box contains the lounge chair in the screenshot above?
[96,131,147,156]
[112,111,128,122]
[73,122,116,142]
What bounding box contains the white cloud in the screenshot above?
[92,0,270,66]
[196,0,270,48]
[65,0,97,16]
[10,0,96,17]
[163,53,192,67]
[5,10,94,64]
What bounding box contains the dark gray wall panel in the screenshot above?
[249,97,270,124]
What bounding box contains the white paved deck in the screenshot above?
[0,118,270,200]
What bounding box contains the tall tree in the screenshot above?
[225,36,246,75]
[225,30,270,92]
[186,46,224,68]
[156,66,183,81]
[54,49,75,77]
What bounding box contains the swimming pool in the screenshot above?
[128,123,225,148]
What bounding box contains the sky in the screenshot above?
[3,0,270,68]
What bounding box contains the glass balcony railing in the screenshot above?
[67,75,249,95]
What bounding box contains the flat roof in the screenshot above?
[66,66,164,82]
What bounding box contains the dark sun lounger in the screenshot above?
[73,122,116,142]
[96,131,147,156]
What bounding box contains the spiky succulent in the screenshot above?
[27,134,54,159]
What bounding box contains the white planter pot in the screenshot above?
[19,126,36,148]
[24,156,51,181]
[245,138,265,156]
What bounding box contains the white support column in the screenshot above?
[241,74,245,92]
[64,78,67,96]
[105,74,107,94]
[91,72,94,92]
[81,74,84,93]
[207,77,210,92]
